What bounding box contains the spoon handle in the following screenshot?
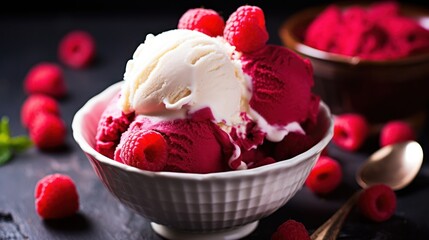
[310,190,362,240]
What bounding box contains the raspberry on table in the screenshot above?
[21,94,60,129]
[357,184,397,222]
[223,5,268,53]
[24,62,67,98]
[178,8,225,37]
[29,112,67,150]
[271,219,311,240]
[35,173,79,219]
[379,120,416,147]
[117,130,168,171]
[305,156,343,195]
[58,30,96,69]
[333,113,369,151]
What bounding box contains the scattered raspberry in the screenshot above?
[333,113,369,151]
[58,30,96,69]
[118,130,168,171]
[271,219,311,240]
[357,184,396,222]
[35,173,79,219]
[21,94,60,129]
[24,62,67,98]
[380,120,416,147]
[29,113,66,150]
[224,5,268,53]
[305,156,342,195]
[178,8,225,37]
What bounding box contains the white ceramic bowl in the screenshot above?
[72,81,333,239]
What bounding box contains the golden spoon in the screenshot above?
[311,140,424,240]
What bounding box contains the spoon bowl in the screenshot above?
[311,140,424,240]
[356,141,424,190]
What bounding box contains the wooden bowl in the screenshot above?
[279,2,429,127]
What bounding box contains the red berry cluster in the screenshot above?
[304,2,429,60]
[333,113,417,152]
[22,63,67,150]
[23,31,94,219]
[21,30,96,150]
[178,5,269,53]
[304,112,416,196]
[305,112,413,201]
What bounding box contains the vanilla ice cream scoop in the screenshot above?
[120,29,248,125]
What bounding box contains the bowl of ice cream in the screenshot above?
[72,5,334,239]
[280,1,429,128]
[72,81,332,239]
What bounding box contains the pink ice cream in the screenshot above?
[114,109,235,173]
[241,45,320,127]
[95,93,133,159]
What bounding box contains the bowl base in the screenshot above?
[150,221,259,240]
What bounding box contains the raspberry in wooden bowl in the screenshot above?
[280,1,429,129]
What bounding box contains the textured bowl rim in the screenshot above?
[72,81,334,181]
[279,2,429,66]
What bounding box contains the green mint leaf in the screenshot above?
[0,116,33,166]
[0,134,10,146]
[0,116,10,138]
[10,136,33,152]
[0,145,12,165]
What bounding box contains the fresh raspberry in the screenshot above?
[333,113,369,151]
[35,173,79,219]
[271,219,311,240]
[224,5,268,53]
[305,156,342,195]
[357,184,396,222]
[58,30,96,69]
[380,120,416,147]
[118,130,168,171]
[24,62,67,98]
[29,113,66,150]
[367,1,399,21]
[304,4,342,52]
[178,8,225,37]
[21,94,60,128]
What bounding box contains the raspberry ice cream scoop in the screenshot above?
[95,93,134,159]
[115,109,235,173]
[241,44,320,141]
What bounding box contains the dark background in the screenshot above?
[3,0,429,45]
[2,0,429,239]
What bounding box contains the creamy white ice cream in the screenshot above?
[120,29,249,125]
